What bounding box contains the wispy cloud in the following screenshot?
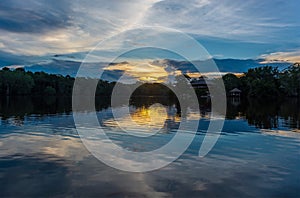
[0,0,299,70]
[143,0,300,42]
[260,50,300,64]
[0,0,72,34]
[0,0,160,56]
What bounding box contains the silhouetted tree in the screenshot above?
[244,66,280,98]
[222,73,241,92]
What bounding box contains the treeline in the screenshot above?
[0,67,176,97]
[222,63,300,98]
[0,67,114,96]
[1,63,300,98]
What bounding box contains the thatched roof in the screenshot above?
[229,88,242,93]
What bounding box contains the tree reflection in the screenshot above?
[1,96,300,131]
[245,99,280,129]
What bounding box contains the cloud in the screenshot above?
[143,0,300,42]
[0,0,72,34]
[104,60,171,83]
[0,133,88,161]
[260,50,300,64]
[0,50,42,66]
[0,0,160,56]
[0,0,299,70]
[1,65,24,69]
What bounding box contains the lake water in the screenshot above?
[0,96,299,197]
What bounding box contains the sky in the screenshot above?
[0,0,300,78]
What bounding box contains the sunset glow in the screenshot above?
[104,61,172,83]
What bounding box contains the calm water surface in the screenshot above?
[0,96,299,197]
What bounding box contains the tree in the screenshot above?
[280,63,300,97]
[0,68,34,95]
[44,86,56,96]
[11,71,35,95]
[222,73,241,92]
[244,66,280,98]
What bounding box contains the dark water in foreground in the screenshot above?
[0,96,299,197]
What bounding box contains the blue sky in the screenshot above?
[0,0,300,70]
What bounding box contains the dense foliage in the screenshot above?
[1,63,300,98]
[222,63,300,98]
[0,67,114,96]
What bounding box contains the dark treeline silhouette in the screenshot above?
[1,63,300,98]
[132,83,174,97]
[0,67,175,97]
[0,67,114,96]
[222,63,300,98]
[0,67,176,97]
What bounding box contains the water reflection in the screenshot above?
[0,96,300,197]
[103,104,175,134]
[0,96,72,120]
[1,96,300,131]
[0,96,109,126]
[247,99,300,130]
[226,98,300,130]
[0,155,70,197]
